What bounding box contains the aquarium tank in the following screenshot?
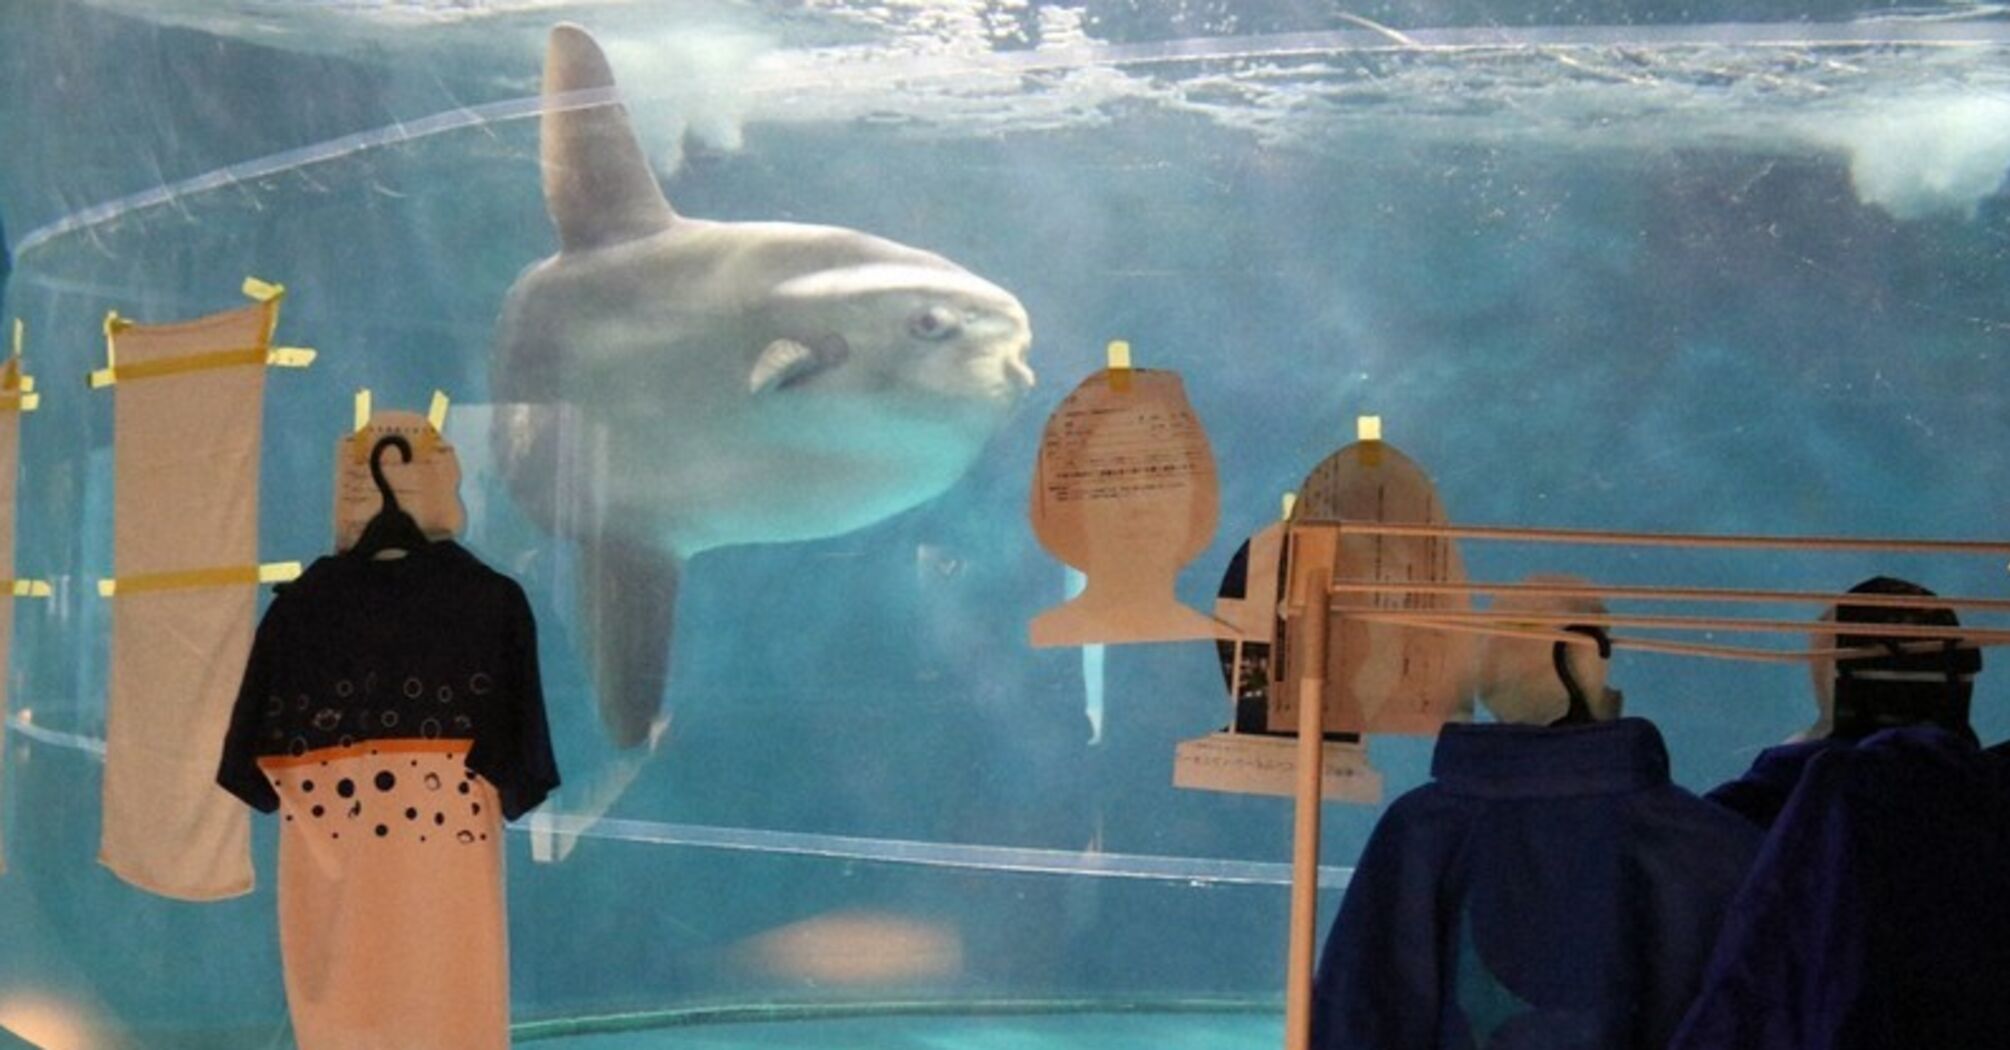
[0,0,2006,1046]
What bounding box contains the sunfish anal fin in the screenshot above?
[543,23,678,254]
[577,535,680,749]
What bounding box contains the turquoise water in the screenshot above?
[1,0,2007,1046]
[522,1008,1277,1048]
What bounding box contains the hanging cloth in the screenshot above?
[217,540,558,1050]
[0,344,28,876]
[1673,726,2010,1049]
[0,214,14,875]
[98,298,277,900]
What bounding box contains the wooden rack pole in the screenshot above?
[1348,616,1989,665]
[1323,520,2010,556]
[1285,587,1331,1050]
[1343,608,2010,645]
[1327,579,2010,615]
[1269,516,2008,1050]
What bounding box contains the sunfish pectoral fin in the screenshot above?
[576,535,681,749]
[749,339,817,395]
[748,335,852,395]
[542,23,678,254]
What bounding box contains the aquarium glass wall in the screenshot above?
[0,0,2006,1046]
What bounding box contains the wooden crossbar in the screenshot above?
[1327,579,2010,614]
[1355,616,1995,665]
[1317,519,2010,556]
[1342,607,2010,644]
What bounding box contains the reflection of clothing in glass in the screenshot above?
[218,541,558,1050]
[1673,727,2010,1050]
[1313,719,1760,1050]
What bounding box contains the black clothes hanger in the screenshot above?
[1830,576,1982,741]
[349,435,431,560]
[1550,625,1614,727]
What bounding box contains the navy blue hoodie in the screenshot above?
[1313,718,1761,1049]
[1673,726,2010,1049]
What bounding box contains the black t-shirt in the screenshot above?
[218,541,558,820]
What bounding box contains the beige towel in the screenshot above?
[99,301,272,900]
[0,360,22,877]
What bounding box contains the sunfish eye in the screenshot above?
[908,305,962,342]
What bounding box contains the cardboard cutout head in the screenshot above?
[1029,368,1225,645]
[334,410,466,553]
[1477,575,1617,725]
[1280,439,1475,735]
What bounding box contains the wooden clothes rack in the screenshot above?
[1279,520,2010,1050]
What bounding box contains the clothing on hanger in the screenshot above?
[1672,725,2010,1050]
[1312,718,1761,1050]
[217,539,557,1050]
[1710,575,1984,832]
[346,434,432,560]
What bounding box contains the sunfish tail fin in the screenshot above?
[576,535,680,749]
[542,23,678,253]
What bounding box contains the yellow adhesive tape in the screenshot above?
[1106,339,1133,392]
[1,355,22,395]
[4,319,24,406]
[1356,415,1385,468]
[354,389,373,433]
[9,580,51,599]
[108,347,268,384]
[1281,492,1298,521]
[427,390,450,432]
[94,352,304,388]
[100,561,302,598]
[93,311,127,388]
[242,277,286,303]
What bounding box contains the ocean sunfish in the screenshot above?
[492,24,1035,748]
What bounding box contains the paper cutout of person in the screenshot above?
[1029,368,1228,647]
[1281,438,1475,735]
[1214,521,1287,734]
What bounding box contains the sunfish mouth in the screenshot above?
[1001,348,1036,391]
[749,334,852,395]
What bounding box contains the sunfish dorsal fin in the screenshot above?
[542,23,678,253]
